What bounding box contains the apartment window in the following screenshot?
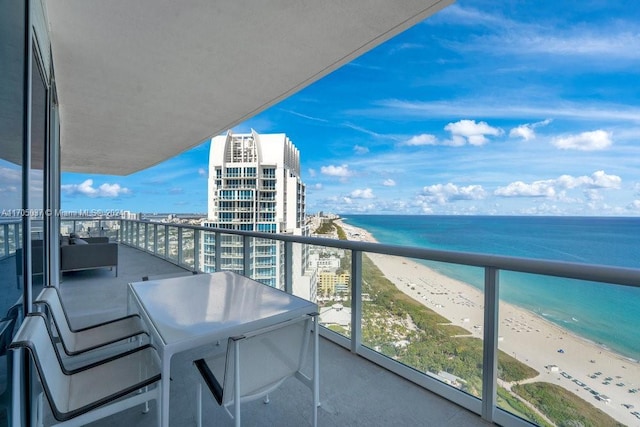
[262,167,276,178]
[239,190,253,200]
[257,223,276,233]
[225,167,240,177]
[220,190,235,200]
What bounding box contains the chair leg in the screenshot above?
[142,386,150,414]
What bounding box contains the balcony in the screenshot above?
[1,240,486,427]
[5,218,638,426]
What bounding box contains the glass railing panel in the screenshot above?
[137,223,146,249]
[9,222,21,253]
[60,220,75,236]
[498,272,640,427]
[121,221,131,244]
[361,253,485,400]
[194,229,203,272]
[73,220,97,237]
[218,232,244,274]
[156,225,166,257]
[181,228,195,269]
[147,224,155,253]
[289,242,318,303]
[0,223,7,258]
[200,229,216,273]
[316,245,352,339]
[167,226,178,261]
[100,220,120,241]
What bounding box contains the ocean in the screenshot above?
[341,215,640,360]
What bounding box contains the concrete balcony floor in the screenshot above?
[9,244,491,426]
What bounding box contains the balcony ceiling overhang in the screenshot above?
[46,0,452,175]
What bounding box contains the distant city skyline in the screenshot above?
[59,1,640,216]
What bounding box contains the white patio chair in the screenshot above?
[33,287,147,358]
[0,302,22,423]
[194,313,319,427]
[10,313,161,426]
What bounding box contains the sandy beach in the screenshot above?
[335,219,640,426]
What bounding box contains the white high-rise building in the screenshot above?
[202,130,315,299]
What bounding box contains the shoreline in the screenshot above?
[334,218,640,426]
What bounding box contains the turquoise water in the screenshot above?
[342,215,640,360]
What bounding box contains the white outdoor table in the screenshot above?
[128,271,319,427]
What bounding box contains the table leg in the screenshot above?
[160,355,171,427]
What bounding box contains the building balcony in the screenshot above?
[4,218,638,426]
[1,242,488,427]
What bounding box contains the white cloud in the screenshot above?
[552,130,612,151]
[354,145,369,154]
[320,164,351,177]
[509,119,552,141]
[198,168,207,177]
[404,134,438,146]
[584,189,603,202]
[444,120,503,146]
[313,183,323,190]
[383,179,396,187]
[509,126,534,141]
[0,166,21,185]
[378,99,640,123]
[419,183,486,205]
[495,171,621,198]
[588,170,621,189]
[494,180,556,197]
[350,188,374,199]
[629,200,640,210]
[437,5,640,60]
[61,179,131,198]
[308,168,316,177]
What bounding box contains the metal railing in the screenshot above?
[0,220,22,260]
[56,217,640,426]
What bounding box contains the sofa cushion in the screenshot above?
[74,238,89,245]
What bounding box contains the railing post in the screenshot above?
[144,222,149,251]
[151,223,157,253]
[284,241,293,294]
[215,231,221,272]
[243,235,251,277]
[482,267,499,422]
[177,226,183,264]
[13,222,20,253]
[351,249,362,353]
[194,228,200,272]
[3,224,9,257]
[161,224,167,259]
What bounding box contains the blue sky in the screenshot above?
[59,0,640,216]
